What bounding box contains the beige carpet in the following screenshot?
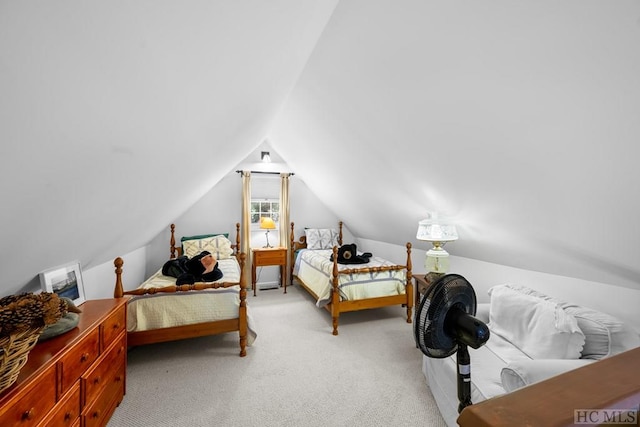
[107,284,447,427]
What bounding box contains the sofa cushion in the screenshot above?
[488,285,585,359]
[501,359,594,392]
[498,283,640,359]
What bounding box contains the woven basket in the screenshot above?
[0,326,44,393]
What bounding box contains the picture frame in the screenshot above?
[39,261,86,306]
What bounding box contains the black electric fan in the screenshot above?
[414,274,490,413]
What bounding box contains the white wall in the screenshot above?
[137,149,348,291]
[82,246,147,300]
[80,233,639,338]
[360,238,640,335]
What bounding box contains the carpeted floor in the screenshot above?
[107,284,447,427]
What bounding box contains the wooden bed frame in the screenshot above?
[113,223,249,356]
[289,221,413,335]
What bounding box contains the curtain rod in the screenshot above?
[235,170,295,176]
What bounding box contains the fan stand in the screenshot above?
[413,274,490,416]
[456,344,472,413]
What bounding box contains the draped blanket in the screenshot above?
[127,257,256,345]
[293,249,407,307]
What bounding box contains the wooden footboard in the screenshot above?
[290,221,413,335]
[113,254,248,356]
[329,243,413,335]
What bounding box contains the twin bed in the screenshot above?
[113,223,255,356]
[290,221,414,335]
[113,220,412,353]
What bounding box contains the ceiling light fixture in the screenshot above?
[261,151,271,163]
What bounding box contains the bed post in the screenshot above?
[170,223,177,259]
[405,242,413,323]
[238,252,247,357]
[114,257,124,298]
[235,222,241,255]
[290,222,295,283]
[338,221,343,245]
[331,245,340,335]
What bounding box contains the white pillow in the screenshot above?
[501,359,594,392]
[305,228,339,250]
[488,285,585,359]
[499,283,640,359]
[183,235,234,259]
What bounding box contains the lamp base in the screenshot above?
[263,231,273,248]
[425,247,450,274]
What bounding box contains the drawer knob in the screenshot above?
[64,411,72,420]
[93,376,101,385]
[81,352,89,362]
[22,408,35,420]
[92,410,101,419]
[113,323,120,329]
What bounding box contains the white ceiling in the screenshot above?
[1,1,639,296]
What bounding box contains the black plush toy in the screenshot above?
[330,243,372,264]
[162,251,223,285]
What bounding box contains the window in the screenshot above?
[251,199,279,229]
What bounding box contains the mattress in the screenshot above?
[293,248,407,307]
[421,332,531,427]
[126,257,256,344]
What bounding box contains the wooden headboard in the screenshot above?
[289,221,344,252]
[169,222,241,259]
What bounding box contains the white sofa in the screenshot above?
[422,283,640,427]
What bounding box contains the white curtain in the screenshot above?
[241,171,252,289]
[279,173,291,286]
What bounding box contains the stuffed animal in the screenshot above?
[162,251,224,285]
[330,243,372,264]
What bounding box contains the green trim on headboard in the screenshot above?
[180,233,228,242]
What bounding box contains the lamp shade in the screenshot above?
[416,218,458,242]
[260,217,276,230]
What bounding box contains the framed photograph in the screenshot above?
[39,261,86,306]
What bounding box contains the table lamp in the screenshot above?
[260,217,276,248]
[416,215,458,273]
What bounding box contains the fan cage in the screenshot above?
[414,274,477,358]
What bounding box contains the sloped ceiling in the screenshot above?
[268,1,640,290]
[0,0,338,295]
[1,1,639,297]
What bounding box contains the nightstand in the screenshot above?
[414,272,445,307]
[252,247,287,296]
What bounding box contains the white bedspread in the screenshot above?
[293,249,407,307]
[126,257,256,345]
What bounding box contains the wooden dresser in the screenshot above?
[0,298,127,427]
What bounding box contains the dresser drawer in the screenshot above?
[59,327,100,393]
[0,366,56,426]
[254,249,286,265]
[82,361,125,427]
[101,304,125,349]
[83,331,126,407]
[37,381,80,427]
